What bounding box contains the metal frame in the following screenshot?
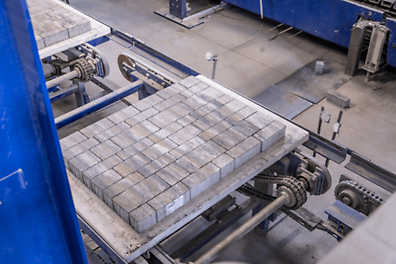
[0,0,87,263]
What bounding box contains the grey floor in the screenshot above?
[61,0,396,263]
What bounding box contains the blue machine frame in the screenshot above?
[224,0,396,68]
[0,0,87,263]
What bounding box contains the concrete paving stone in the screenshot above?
[216,94,234,105]
[187,141,225,165]
[149,121,183,143]
[113,188,147,223]
[170,83,187,93]
[198,130,217,141]
[156,163,190,185]
[179,76,201,88]
[149,110,179,128]
[142,144,163,160]
[188,82,210,94]
[92,169,122,200]
[182,163,220,199]
[133,138,155,152]
[80,118,115,138]
[196,86,224,102]
[124,113,147,127]
[168,125,202,145]
[113,156,145,177]
[94,122,130,142]
[60,131,87,151]
[168,103,194,119]
[148,182,190,222]
[180,89,194,98]
[226,136,261,169]
[177,114,197,127]
[111,131,136,149]
[176,156,201,173]
[138,161,162,177]
[170,136,206,158]
[225,106,257,125]
[253,121,286,152]
[193,111,226,131]
[133,94,163,111]
[63,138,99,161]
[231,120,260,138]
[103,172,144,208]
[131,175,170,203]
[182,95,208,110]
[107,106,140,124]
[90,140,122,160]
[156,152,177,167]
[212,153,235,179]
[69,151,101,181]
[212,128,246,150]
[140,107,159,120]
[82,155,122,189]
[139,120,160,135]
[129,204,157,233]
[326,89,350,108]
[245,112,274,129]
[202,100,223,112]
[154,93,185,111]
[216,100,246,117]
[156,86,178,99]
[117,145,140,161]
[192,105,213,118]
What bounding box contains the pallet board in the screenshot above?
[61,76,289,233]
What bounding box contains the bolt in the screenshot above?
[368,11,373,16]
[342,197,351,205]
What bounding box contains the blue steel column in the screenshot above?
[0,0,88,263]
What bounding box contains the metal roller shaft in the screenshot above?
[46,70,79,88]
[194,193,289,264]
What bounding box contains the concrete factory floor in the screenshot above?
[54,0,396,263]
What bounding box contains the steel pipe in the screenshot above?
[55,80,144,129]
[46,70,79,88]
[194,194,289,264]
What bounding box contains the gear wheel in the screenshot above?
[73,58,94,82]
[334,180,369,214]
[277,177,307,210]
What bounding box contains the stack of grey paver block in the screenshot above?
[27,0,91,49]
[326,89,350,108]
[61,76,286,233]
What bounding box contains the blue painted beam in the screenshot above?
[0,0,88,263]
[225,0,383,48]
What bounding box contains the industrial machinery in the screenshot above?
[1,0,396,264]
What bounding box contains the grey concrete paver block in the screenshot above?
[103,172,144,208]
[326,89,350,108]
[116,145,140,161]
[60,131,87,151]
[176,156,201,173]
[81,118,115,138]
[133,94,163,111]
[63,138,99,161]
[141,107,159,119]
[227,137,261,169]
[196,86,224,101]
[107,106,140,124]
[82,155,122,189]
[245,112,274,129]
[94,122,130,142]
[156,163,190,185]
[231,120,260,138]
[129,204,157,233]
[212,154,235,178]
[183,95,208,110]
[193,111,225,131]
[90,140,122,160]
[168,125,202,145]
[216,100,246,117]
[216,94,234,105]
[131,175,170,203]
[182,163,220,199]
[148,182,190,222]
[188,82,209,94]
[138,161,162,177]
[169,83,186,92]
[179,76,201,88]
[113,188,146,223]
[92,169,122,200]
[226,106,257,125]
[212,128,246,150]
[170,136,205,158]
[154,93,185,111]
[69,151,101,180]
[134,138,155,152]
[253,121,286,152]
[156,86,178,99]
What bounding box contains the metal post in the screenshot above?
[212,55,218,80]
[325,111,343,167]
[313,106,325,157]
[55,80,143,128]
[194,194,289,264]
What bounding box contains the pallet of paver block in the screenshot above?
[61,76,289,233]
[27,0,91,49]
